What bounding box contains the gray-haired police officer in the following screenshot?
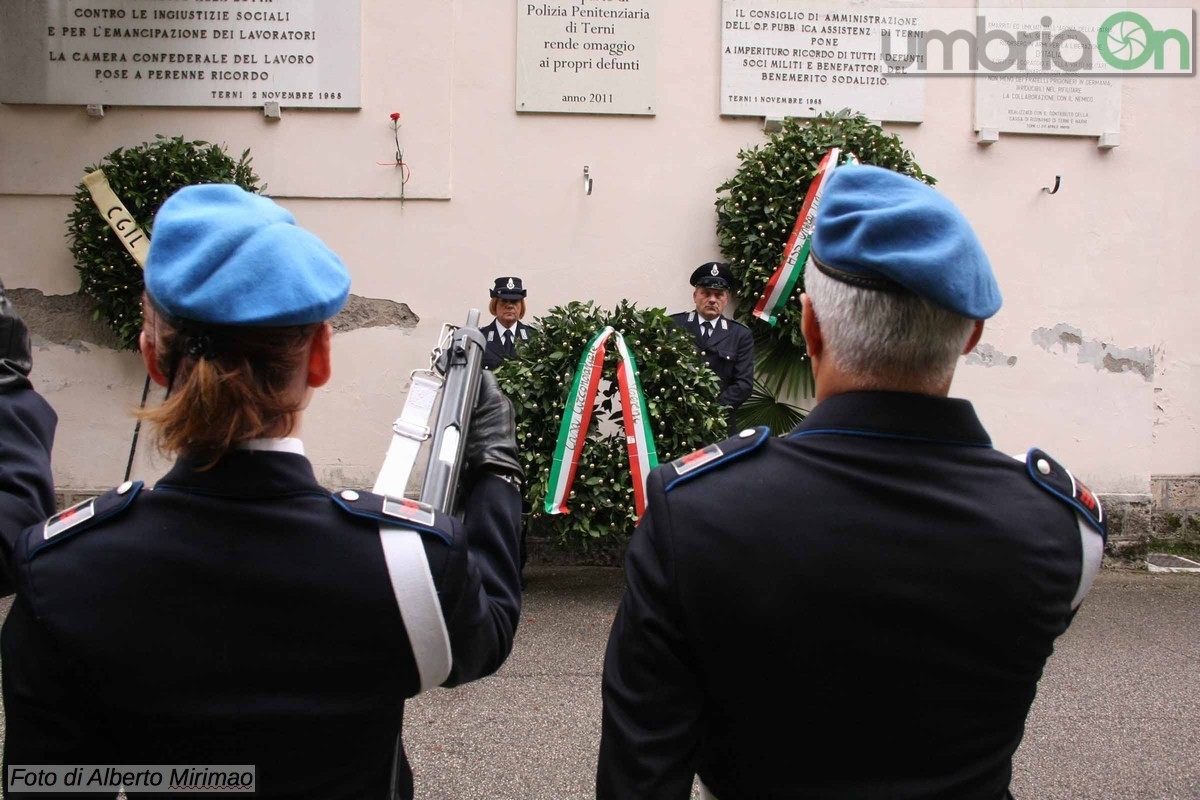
[0,185,524,799]
[598,165,1105,800]
[670,262,754,433]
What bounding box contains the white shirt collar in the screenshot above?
[237,437,306,456]
[498,321,518,336]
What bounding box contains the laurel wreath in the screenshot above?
[494,300,728,551]
[716,111,932,396]
[67,135,261,350]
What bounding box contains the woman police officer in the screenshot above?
[480,276,536,372]
[0,185,524,799]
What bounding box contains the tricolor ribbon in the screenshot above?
[752,147,843,327]
[544,326,659,519]
[612,332,658,515]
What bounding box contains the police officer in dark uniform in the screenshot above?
[598,166,1105,800]
[479,275,538,583]
[481,276,537,371]
[669,263,754,433]
[0,280,55,598]
[0,185,524,799]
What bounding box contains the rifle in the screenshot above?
[419,309,488,513]
[378,309,487,800]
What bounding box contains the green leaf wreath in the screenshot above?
[67,135,262,350]
[716,110,932,399]
[494,300,728,549]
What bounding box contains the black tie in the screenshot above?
[702,321,713,338]
[503,329,514,355]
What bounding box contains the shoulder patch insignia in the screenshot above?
[672,443,724,476]
[32,481,144,558]
[44,498,96,540]
[1026,448,1105,538]
[383,496,436,527]
[664,427,771,492]
[331,489,450,545]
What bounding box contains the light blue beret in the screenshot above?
[145,184,350,326]
[810,164,1001,320]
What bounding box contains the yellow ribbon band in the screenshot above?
[82,169,151,268]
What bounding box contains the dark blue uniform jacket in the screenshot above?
[0,388,56,593]
[480,320,536,371]
[0,386,521,800]
[598,390,1103,800]
[668,312,754,410]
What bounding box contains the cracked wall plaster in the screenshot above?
[7,289,417,347]
[8,288,119,350]
[965,343,1017,368]
[1031,323,1153,382]
[330,295,419,333]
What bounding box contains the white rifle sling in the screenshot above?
[1072,512,1104,610]
[375,373,453,691]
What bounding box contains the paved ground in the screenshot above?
[0,569,1196,798]
[403,567,1200,799]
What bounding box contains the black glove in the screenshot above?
[464,371,524,486]
[0,279,33,393]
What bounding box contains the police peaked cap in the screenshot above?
[145,184,350,326]
[490,276,527,300]
[690,262,735,290]
[810,165,1002,320]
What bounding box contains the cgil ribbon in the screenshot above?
[82,169,151,268]
[544,326,659,520]
[752,147,846,327]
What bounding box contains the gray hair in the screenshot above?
[803,263,975,391]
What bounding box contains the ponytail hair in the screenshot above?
[138,301,321,469]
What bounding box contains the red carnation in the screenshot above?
[390,112,400,121]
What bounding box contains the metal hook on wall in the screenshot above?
[1042,175,1062,195]
[583,166,593,196]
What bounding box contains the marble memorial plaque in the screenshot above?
[975,75,1120,136]
[969,8,1127,137]
[721,0,925,122]
[0,0,361,108]
[516,0,657,115]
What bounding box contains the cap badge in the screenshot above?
[506,278,515,290]
[710,264,720,276]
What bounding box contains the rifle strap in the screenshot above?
[375,372,453,692]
